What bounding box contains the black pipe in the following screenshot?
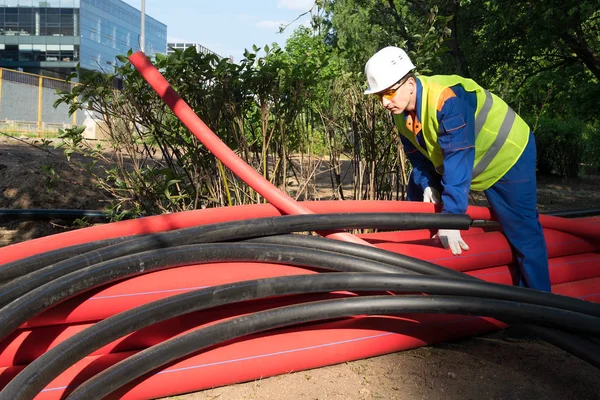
[0,243,415,341]
[0,237,132,284]
[4,270,600,400]
[63,295,600,400]
[0,209,112,222]
[522,324,600,369]
[544,208,600,218]
[0,213,469,307]
[6,228,600,344]
[472,208,600,228]
[0,206,597,223]
[0,212,469,275]
[247,234,473,280]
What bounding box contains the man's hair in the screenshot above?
[399,72,415,85]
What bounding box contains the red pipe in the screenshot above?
[538,214,600,239]
[0,275,597,396]
[127,51,367,245]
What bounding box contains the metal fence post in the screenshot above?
[0,69,3,106]
[37,75,43,137]
[72,83,78,126]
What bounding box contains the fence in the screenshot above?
[0,68,86,136]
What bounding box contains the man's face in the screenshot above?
[374,78,415,114]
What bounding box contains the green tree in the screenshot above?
[464,0,599,81]
[322,0,453,74]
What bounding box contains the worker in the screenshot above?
[364,46,550,292]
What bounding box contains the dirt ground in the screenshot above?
[1,135,600,400]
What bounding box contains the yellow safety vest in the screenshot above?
[394,75,530,191]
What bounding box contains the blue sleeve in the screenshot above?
[436,86,476,215]
[399,134,438,191]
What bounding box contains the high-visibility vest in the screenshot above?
[394,75,530,191]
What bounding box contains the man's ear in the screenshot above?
[408,77,416,94]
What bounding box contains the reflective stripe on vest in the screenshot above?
[474,89,493,140]
[472,100,517,178]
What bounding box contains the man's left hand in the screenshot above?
[434,229,469,255]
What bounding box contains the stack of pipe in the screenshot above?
[0,202,598,399]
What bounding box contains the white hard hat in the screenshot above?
[364,46,415,94]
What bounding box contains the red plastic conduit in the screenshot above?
[127,51,368,245]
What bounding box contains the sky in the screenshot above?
[122,0,315,63]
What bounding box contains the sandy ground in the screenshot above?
[167,337,600,400]
[1,135,600,400]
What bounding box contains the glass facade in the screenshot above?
[0,0,80,66]
[79,0,165,71]
[0,0,166,76]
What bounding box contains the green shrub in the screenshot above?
[528,117,585,178]
[582,124,600,175]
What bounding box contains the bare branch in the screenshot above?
[279,1,318,33]
[516,58,578,90]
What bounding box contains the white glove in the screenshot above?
[434,229,469,255]
[423,187,441,204]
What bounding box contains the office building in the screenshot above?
[167,41,232,63]
[0,0,167,78]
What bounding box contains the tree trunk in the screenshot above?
[447,2,470,77]
[562,33,600,81]
[386,0,415,51]
[398,143,408,200]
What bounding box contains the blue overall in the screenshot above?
[402,79,551,292]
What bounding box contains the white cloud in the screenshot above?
[278,0,314,11]
[256,20,288,30]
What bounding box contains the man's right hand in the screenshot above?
[423,187,441,204]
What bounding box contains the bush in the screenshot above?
[582,124,600,175]
[529,117,585,178]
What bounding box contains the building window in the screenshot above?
[46,8,61,36]
[2,45,19,61]
[18,44,34,61]
[46,44,60,61]
[33,44,46,61]
[5,9,19,34]
[59,8,75,36]
[18,8,34,35]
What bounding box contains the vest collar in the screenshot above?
[403,77,423,135]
